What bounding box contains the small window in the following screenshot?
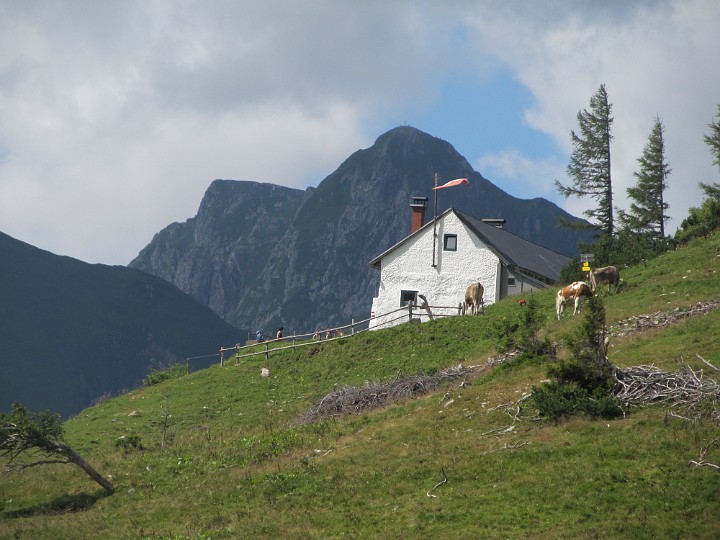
[508,277,516,287]
[400,290,418,306]
[443,234,457,251]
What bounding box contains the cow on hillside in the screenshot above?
[556,281,593,320]
[464,283,485,316]
[590,266,621,293]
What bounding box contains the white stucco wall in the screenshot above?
[369,212,500,330]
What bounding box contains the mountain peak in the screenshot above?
[373,125,455,155]
[130,127,591,336]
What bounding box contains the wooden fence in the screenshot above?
[214,302,465,366]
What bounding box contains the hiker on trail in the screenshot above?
[255,330,265,342]
[276,326,284,339]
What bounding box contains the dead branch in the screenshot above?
[667,411,694,422]
[483,441,530,454]
[488,393,532,422]
[480,425,515,437]
[689,437,720,471]
[696,354,720,373]
[426,467,448,497]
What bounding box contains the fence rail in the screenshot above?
[204,302,466,366]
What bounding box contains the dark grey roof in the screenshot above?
[454,210,570,283]
[369,208,571,284]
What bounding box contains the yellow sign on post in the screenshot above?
[581,262,591,272]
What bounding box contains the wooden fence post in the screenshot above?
[265,342,269,361]
[220,347,224,367]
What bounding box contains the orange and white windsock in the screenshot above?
[432,178,469,190]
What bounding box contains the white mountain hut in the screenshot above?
[368,197,571,329]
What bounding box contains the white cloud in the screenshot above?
[458,0,720,234]
[0,1,422,263]
[475,150,565,200]
[0,0,718,264]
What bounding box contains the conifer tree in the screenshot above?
[705,103,720,172]
[618,115,670,239]
[676,104,720,243]
[556,84,615,236]
[699,103,720,201]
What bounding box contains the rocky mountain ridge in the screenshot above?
[130,126,591,334]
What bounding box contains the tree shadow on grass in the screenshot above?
[3,489,111,518]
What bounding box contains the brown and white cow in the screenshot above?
[464,282,484,316]
[556,281,593,320]
[590,265,620,293]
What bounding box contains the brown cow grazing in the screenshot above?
[590,265,620,293]
[464,282,485,316]
[556,281,593,320]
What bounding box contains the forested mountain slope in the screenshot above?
[0,231,245,417]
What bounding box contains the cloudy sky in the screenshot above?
[1,1,719,265]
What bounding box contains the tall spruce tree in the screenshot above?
[705,103,720,172]
[618,115,670,239]
[697,104,720,206]
[556,84,614,236]
[676,104,720,243]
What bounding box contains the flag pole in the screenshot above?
[432,172,438,267]
[430,176,467,267]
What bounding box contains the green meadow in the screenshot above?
[2,232,720,539]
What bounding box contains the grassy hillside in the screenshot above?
[2,232,720,539]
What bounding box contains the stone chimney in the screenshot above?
[410,196,428,233]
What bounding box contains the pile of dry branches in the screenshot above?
[297,349,528,425]
[613,356,720,423]
[296,364,478,424]
[610,300,720,336]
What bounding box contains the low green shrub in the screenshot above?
[143,362,189,387]
[484,295,552,356]
[532,381,623,422]
[115,434,143,452]
[533,295,623,422]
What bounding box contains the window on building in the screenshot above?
[400,290,418,306]
[508,277,516,287]
[443,234,457,251]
